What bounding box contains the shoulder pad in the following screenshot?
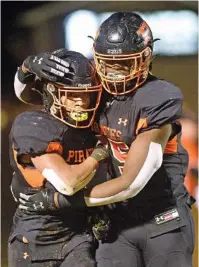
[10,110,65,156]
[136,78,183,107]
[135,79,183,134]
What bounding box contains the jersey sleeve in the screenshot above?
[135,81,183,136]
[10,111,64,157]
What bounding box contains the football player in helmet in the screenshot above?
[86,12,195,267]
[13,12,195,267]
[93,12,154,95]
[8,49,109,267]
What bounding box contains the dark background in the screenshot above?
[2,3,47,266]
[2,2,47,97]
[1,2,198,266]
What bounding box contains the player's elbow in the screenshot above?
[42,168,76,196]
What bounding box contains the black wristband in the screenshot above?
[58,190,87,210]
[17,65,35,83]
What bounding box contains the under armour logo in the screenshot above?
[156,216,163,222]
[33,202,44,210]
[39,202,44,209]
[118,118,128,126]
[33,56,43,64]
[23,252,29,259]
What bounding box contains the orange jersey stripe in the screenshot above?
[164,136,178,154]
[13,149,45,188]
[46,142,63,154]
[136,118,148,135]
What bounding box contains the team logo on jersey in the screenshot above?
[66,148,93,163]
[155,208,180,225]
[91,122,122,142]
[118,118,128,126]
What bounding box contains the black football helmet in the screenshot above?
[43,49,102,128]
[93,12,154,95]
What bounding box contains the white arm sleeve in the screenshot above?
[14,68,43,105]
[84,142,163,207]
[42,168,96,196]
[14,69,35,103]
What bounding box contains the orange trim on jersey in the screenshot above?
[13,148,45,188]
[46,142,63,155]
[184,171,198,198]
[136,118,148,135]
[164,136,178,154]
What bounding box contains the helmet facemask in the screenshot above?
[46,82,102,128]
[43,49,102,128]
[94,46,152,95]
[93,12,156,95]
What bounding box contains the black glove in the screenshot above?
[19,188,57,213]
[23,52,71,82]
[19,188,86,214]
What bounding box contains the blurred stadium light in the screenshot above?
[64,10,198,58]
[17,1,198,27]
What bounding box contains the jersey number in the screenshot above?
[108,139,129,174]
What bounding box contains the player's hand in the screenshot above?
[19,188,87,213]
[19,188,57,213]
[90,142,109,162]
[23,52,71,82]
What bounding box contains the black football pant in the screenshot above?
[8,238,96,267]
[96,204,195,267]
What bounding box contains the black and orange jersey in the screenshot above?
[9,110,97,199]
[92,75,190,206]
[9,110,97,246]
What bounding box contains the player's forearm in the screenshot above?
[31,149,106,196]
[68,144,109,187]
[86,141,150,198]
[85,127,171,205]
[84,142,163,206]
[68,157,99,187]
[85,173,130,199]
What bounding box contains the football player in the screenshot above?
[14,13,195,267]
[86,12,195,267]
[8,49,109,267]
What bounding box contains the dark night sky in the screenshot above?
[1,1,48,96]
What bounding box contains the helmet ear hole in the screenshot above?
[144,47,151,57]
[48,84,56,92]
